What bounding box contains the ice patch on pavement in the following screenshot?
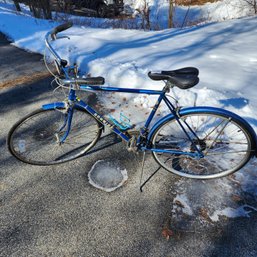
[210,205,257,222]
[88,160,128,192]
[173,194,193,216]
[171,159,257,227]
[235,160,257,200]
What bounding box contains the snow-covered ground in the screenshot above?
[0,2,256,223]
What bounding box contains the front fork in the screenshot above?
[55,89,77,144]
[42,96,76,145]
[56,106,74,144]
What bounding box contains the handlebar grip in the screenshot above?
[79,77,105,85]
[61,77,105,86]
[51,22,73,40]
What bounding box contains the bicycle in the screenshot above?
[7,22,257,180]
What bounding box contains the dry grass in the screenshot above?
[0,71,50,89]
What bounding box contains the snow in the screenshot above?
[0,2,256,222]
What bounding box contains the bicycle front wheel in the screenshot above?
[151,111,254,179]
[8,107,102,165]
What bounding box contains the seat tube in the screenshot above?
[142,93,164,134]
[68,88,76,101]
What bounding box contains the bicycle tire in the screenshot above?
[151,111,254,179]
[8,107,102,165]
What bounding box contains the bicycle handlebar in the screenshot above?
[50,22,73,40]
[45,22,106,85]
[45,22,73,65]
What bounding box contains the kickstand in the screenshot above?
[139,151,162,192]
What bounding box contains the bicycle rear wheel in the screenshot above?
[151,111,254,179]
[8,107,102,165]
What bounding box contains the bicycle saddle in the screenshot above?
[148,67,199,89]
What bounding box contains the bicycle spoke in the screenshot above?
[202,118,229,140]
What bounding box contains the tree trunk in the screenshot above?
[41,0,52,19]
[168,0,174,28]
[26,0,52,19]
[13,0,21,12]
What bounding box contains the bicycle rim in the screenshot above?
[8,108,102,165]
[151,112,253,179]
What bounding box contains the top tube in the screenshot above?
[79,85,164,95]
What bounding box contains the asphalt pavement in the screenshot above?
[0,32,256,257]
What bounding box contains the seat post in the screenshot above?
[163,81,173,93]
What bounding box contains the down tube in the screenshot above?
[75,100,131,142]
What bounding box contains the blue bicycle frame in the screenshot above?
[42,81,212,160]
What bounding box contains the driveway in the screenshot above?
[0,33,256,257]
